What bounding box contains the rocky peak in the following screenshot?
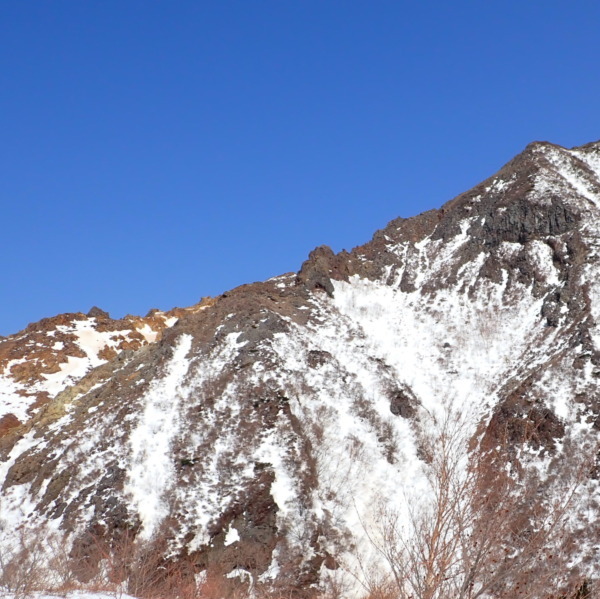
[3,140,600,597]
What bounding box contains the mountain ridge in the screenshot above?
[3,139,600,597]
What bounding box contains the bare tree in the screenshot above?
[359,411,598,599]
[0,528,50,597]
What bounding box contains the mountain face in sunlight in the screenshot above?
[2,140,600,597]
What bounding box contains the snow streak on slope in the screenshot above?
[125,334,193,539]
[297,273,554,577]
[0,372,29,422]
[0,430,45,533]
[267,318,429,577]
[336,254,561,410]
[540,145,600,208]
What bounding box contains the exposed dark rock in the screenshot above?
[389,389,419,419]
[192,467,278,573]
[483,394,566,457]
[0,413,21,436]
[467,198,579,248]
[296,246,339,296]
[307,350,332,368]
[87,306,110,319]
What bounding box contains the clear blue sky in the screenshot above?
[2,1,600,335]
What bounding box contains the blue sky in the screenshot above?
[2,1,600,335]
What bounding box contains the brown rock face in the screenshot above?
[0,413,20,435]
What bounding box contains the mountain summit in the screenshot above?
[2,141,600,597]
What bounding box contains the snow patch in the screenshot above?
[124,334,193,539]
[224,523,240,546]
[136,323,158,343]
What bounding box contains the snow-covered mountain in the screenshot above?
[3,140,600,597]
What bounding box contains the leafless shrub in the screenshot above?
[72,526,200,599]
[45,534,82,592]
[0,528,50,597]
[359,410,598,599]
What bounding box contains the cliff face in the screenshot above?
[2,140,600,596]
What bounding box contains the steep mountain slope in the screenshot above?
[2,140,600,596]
